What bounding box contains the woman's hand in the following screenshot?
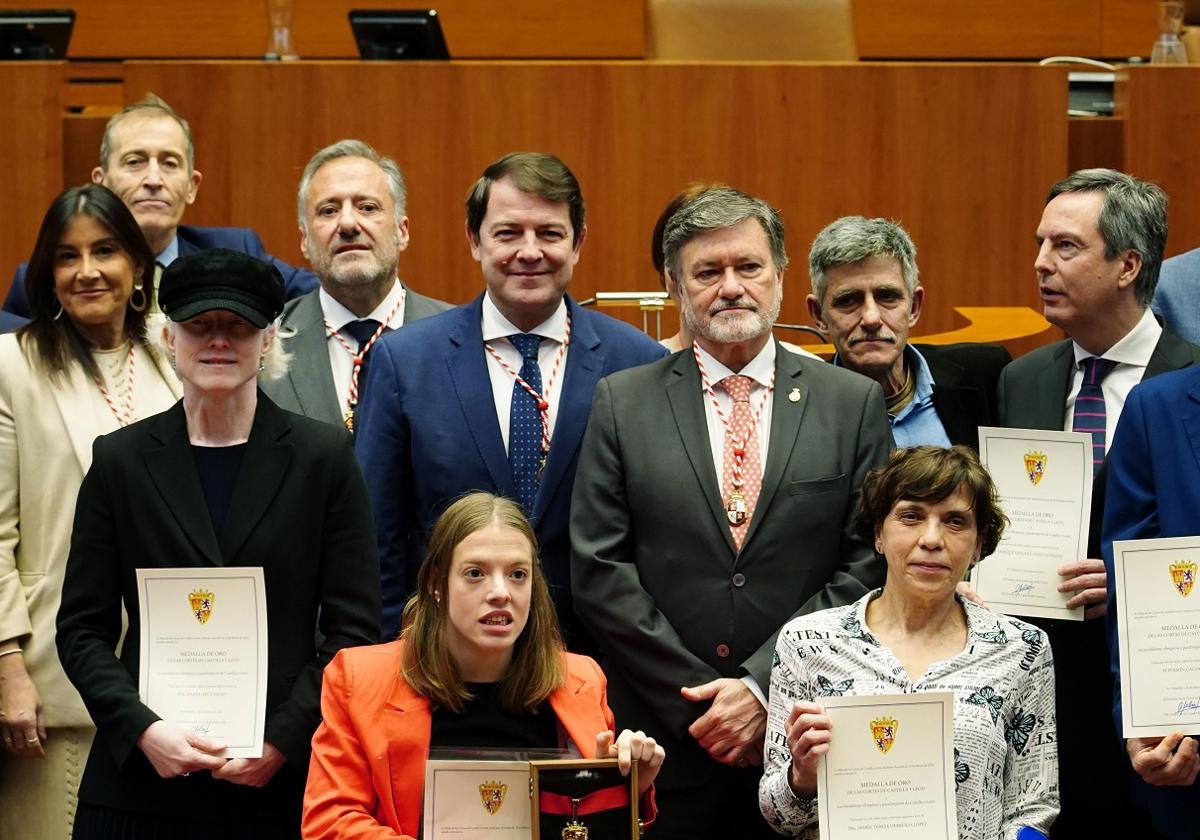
[784,700,832,798]
[136,720,227,779]
[0,652,47,757]
[212,741,287,788]
[596,729,665,795]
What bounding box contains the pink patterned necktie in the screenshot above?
[719,375,762,551]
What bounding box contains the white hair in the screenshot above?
[147,312,291,381]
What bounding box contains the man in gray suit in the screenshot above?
[570,187,891,839]
[997,167,1200,840]
[1152,246,1200,344]
[263,139,450,427]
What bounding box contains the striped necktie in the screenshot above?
[1072,356,1117,473]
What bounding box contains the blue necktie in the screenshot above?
[508,333,545,515]
[343,318,383,406]
[1071,356,1117,473]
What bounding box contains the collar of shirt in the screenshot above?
[481,292,568,346]
[155,236,180,268]
[1071,307,1161,368]
[693,336,777,389]
[891,345,937,422]
[319,279,407,333]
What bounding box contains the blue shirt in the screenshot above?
[835,346,951,449]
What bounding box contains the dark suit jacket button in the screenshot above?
[716,644,731,658]
[732,573,746,587]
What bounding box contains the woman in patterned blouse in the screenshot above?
[759,445,1058,839]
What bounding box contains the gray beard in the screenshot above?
[682,292,782,345]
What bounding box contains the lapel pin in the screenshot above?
[788,388,801,403]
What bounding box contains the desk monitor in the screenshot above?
[0,9,73,59]
[349,9,450,60]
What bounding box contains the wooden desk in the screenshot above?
[0,0,644,59]
[0,63,62,292]
[104,61,1065,343]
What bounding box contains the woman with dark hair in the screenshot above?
[302,491,664,839]
[758,445,1058,839]
[0,184,181,838]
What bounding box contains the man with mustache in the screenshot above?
[571,187,891,838]
[4,94,316,316]
[997,168,1200,839]
[355,152,666,648]
[806,216,1009,449]
[262,140,449,427]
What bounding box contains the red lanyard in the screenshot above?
[323,290,406,420]
[93,344,137,428]
[538,785,630,817]
[485,316,571,462]
[692,346,774,492]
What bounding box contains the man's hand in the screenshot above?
[0,653,47,758]
[1057,558,1107,619]
[1127,733,1200,787]
[784,701,831,798]
[212,741,287,788]
[680,678,766,766]
[136,721,226,779]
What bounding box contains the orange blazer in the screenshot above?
[302,640,655,839]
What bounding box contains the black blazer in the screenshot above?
[56,395,380,820]
[916,342,1011,449]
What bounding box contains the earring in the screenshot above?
[53,302,64,321]
[258,358,265,374]
[129,281,148,313]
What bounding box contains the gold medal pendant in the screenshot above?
[561,819,588,840]
[343,410,355,433]
[725,488,747,525]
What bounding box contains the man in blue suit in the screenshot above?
[1103,368,1200,839]
[355,152,667,648]
[3,94,314,316]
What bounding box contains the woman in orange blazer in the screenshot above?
[303,492,664,839]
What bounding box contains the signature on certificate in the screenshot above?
[1173,699,1200,716]
[190,723,212,735]
[1003,583,1035,597]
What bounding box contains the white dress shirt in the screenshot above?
[481,293,570,454]
[320,279,407,411]
[1064,308,1161,452]
[694,338,776,485]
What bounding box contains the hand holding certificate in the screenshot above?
[135,567,268,759]
[816,693,956,840]
[973,427,1093,621]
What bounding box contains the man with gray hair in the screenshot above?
[807,215,1009,448]
[998,168,1200,840]
[4,93,316,317]
[262,139,449,428]
[571,187,890,838]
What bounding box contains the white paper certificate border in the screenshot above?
[817,692,956,840]
[1114,537,1200,738]
[422,759,531,840]
[135,567,268,758]
[974,427,1092,621]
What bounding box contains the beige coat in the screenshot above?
[0,334,180,726]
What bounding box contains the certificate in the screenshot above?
[817,692,955,840]
[423,759,532,839]
[1113,537,1200,738]
[136,567,267,758]
[972,427,1092,621]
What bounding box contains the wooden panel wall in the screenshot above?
[1119,65,1200,257]
[103,61,1066,347]
[0,0,643,59]
[853,0,1157,59]
[0,63,62,286]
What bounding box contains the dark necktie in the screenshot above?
[1071,356,1117,473]
[508,333,545,515]
[343,318,383,406]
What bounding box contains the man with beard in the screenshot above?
[263,140,450,428]
[570,187,891,838]
[806,216,1009,449]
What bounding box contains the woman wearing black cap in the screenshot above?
[56,248,381,839]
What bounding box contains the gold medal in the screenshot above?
[562,819,588,840]
[725,488,748,525]
[343,410,355,433]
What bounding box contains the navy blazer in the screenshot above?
[1102,366,1200,838]
[354,293,667,645]
[4,224,317,316]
